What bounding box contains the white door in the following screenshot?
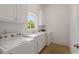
[16,4,27,23]
[0,5,16,22]
[70,5,79,54]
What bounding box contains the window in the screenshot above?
[27,12,37,30]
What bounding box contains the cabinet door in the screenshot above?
[41,34,46,48]
[37,34,46,53]
[0,5,16,22]
[16,5,27,23]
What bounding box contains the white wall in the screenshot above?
[0,21,26,34]
[42,5,70,46]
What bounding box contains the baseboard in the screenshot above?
[51,43,69,48]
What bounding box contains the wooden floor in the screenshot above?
[40,44,70,54]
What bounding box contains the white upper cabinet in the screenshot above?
[16,5,28,23]
[0,4,40,24]
[0,5,17,22]
[0,4,27,23]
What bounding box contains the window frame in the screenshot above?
[27,11,38,31]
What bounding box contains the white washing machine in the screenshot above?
[0,33,37,54]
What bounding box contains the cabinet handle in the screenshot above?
[9,53,13,54]
[74,44,79,48]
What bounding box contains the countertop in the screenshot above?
[24,32,46,38]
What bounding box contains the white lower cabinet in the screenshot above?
[36,34,46,53]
